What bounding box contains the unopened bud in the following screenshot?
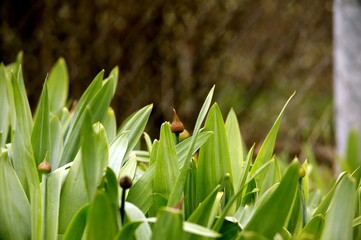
[38,155,51,174]
[171,109,184,134]
[119,175,133,189]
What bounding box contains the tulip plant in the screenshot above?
[0,53,360,240]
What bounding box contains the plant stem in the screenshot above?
[41,174,47,240]
[120,188,126,224]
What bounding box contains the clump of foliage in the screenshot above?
[0,55,359,240]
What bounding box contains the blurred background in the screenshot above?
[0,0,333,165]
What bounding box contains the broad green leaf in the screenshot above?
[184,158,197,219]
[168,85,215,207]
[0,151,31,239]
[62,204,89,240]
[127,130,212,213]
[118,104,153,155]
[298,214,324,240]
[259,156,281,195]
[49,116,63,169]
[184,221,221,238]
[187,185,223,229]
[249,93,294,183]
[0,64,9,146]
[196,103,232,205]
[43,165,69,240]
[312,172,348,217]
[342,129,361,183]
[115,221,144,240]
[151,207,184,240]
[127,164,155,213]
[153,122,179,210]
[86,191,118,240]
[58,153,88,234]
[86,168,120,240]
[109,131,129,178]
[47,58,69,114]
[123,202,152,240]
[81,111,109,201]
[12,68,33,139]
[31,82,50,166]
[102,107,117,142]
[176,130,213,166]
[225,108,244,191]
[108,66,119,96]
[60,71,116,166]
[244,160,300,239]
[213,159,274,232]
[237,145,254,207]
[321,174,356,240]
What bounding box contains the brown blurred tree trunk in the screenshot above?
[334,0,361,167]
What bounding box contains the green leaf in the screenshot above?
[115,221,144,240]
[49,116,63,169]
[225,108,244,191]
[58,154,88,234]
[31,82,50,166]
[321,174,356,240]
[341,129,361,183]
[298,214,324,240]
[81,111,109,201]
[168,85,215,207]
[127,130,212,213]
[184,221,221,238]
[60,71,116,166]
[0,64,9,146]
[109,131,129,178]
[108,66,119,96]
[249,93,294,183]
[123,202,152,240]
[86,191,118,240]
[126,164,155,213]
[151,207,184,240]
[153,122,179,210]
[47,58,69,114]
[196,103,232,205]
[0,151,31,239]
[102,107,117,143]
[86,167,120,240]
[118,104,153,155]
[44,165,69,240]
[187,185,223,228]
[244,160,300,239]
[176,130,213,166]
[312,172,348,217]
[62,204,89,240]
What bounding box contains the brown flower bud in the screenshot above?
[38,157,52,174]
[119,175,133,189]
[171,109,184,134]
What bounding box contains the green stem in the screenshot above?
[41,174,48,240]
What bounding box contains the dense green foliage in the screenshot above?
[0,56,359,239]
